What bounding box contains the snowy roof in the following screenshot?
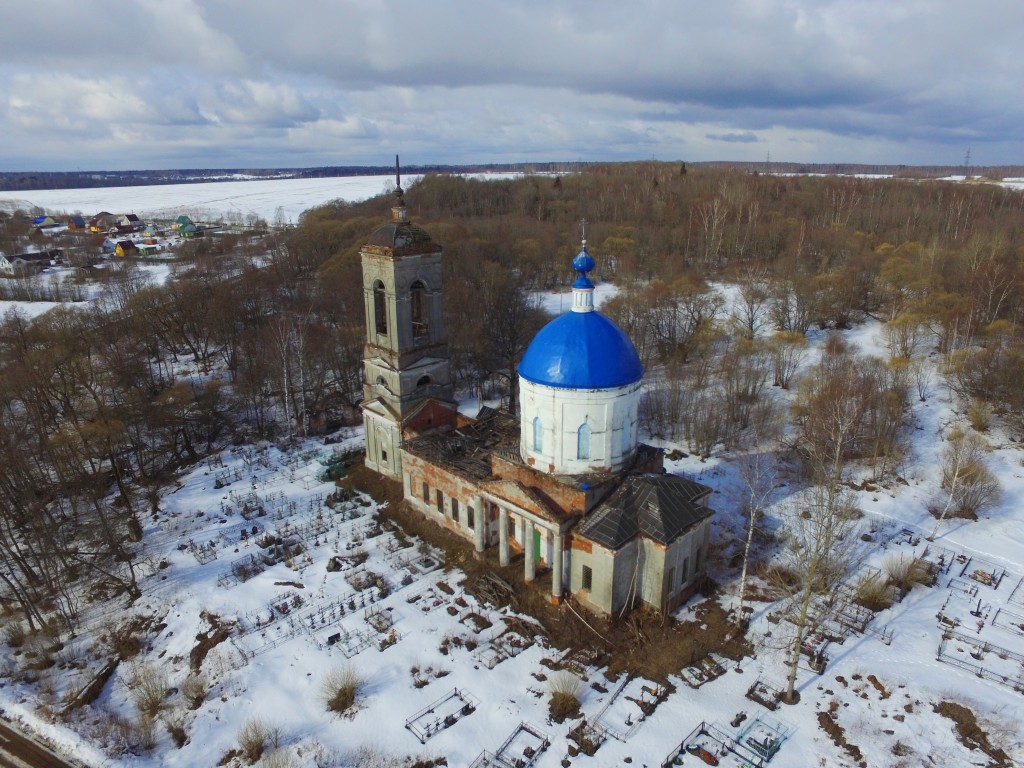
[576,473,712,550]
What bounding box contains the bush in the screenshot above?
[164,710,187,748]
[967,400,992,432]
[129,663,170,719]
[3,620,26,649]
[181,673,207,709]
[321,665,363,714]
[884,556,933,591]
[854,574,894,612]
[135,715,157,752]
[548,672,583,723]
[237,717,269,764]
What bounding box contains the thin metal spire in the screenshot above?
[392,154,408,222]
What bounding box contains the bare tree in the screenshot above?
[777,486,861,703]
[731,267,772,340]
[734,401,781,628]
[928,426,1001,540]
[769,331,807,389]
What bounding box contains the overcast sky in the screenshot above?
[2,1,1022,171]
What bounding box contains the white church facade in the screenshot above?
[360,169,713,616]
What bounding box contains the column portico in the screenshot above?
[498,508,509,567]
[472,494,485,554]
[552,531,564,602]
[524,520,536,582]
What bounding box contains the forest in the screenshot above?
[0,162,1023,640]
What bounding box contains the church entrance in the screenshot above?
[534,529,542,564]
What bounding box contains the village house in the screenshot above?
[0,249,58,275]
[32,215,58,229]
[89,212,115,232]
[120,213,144,231]
[115,240,137,257]
[360,168,713,616]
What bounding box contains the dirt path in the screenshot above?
[0,719,80,768]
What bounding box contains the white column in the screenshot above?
[552,532,564,601]
[472,495,485,554]
[498,508,509,567]
[524,520,536,582]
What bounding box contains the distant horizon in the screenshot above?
[4,158,1024,188]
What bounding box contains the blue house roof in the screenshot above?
[518,310,643,389]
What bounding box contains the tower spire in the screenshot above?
[391,154,408,223]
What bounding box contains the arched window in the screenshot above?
[577,422,591,460]
[417,375,432,388]
[532,417,543,452]
[621,415,632,455]
[410,280,428,337]
[373,280,387,334]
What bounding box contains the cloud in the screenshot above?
[1,0,1023,169]
[707,132,760,144]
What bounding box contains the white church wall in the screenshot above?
[519,378,641,475]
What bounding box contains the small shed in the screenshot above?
[32,215,57,229]
[67,215,87,230]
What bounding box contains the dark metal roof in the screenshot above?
[576,473,712,550]
[363,221,438,257]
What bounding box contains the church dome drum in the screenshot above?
[518,240,643,475]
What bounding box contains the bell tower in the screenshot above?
[360,157,456,479]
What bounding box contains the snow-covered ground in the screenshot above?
[2,285,1022,768]
[0,172,525,225]
[2,180,1024,764]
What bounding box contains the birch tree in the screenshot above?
[928,427,1000,540]
[778,486,860,704]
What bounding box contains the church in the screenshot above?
[359,171,713,616]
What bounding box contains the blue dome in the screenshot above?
[518,311,644,389]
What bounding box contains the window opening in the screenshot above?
[422,482,429,503]
[451,498,459,523]
[411,280,428,337]
[581,565,593,590]
[435,489,443,513]
[577,422,591,460]
[532,416,543,452]
[373,280,387,334]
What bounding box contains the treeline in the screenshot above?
[3,163,1024,633]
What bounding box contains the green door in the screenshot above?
[534,529,542,563]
